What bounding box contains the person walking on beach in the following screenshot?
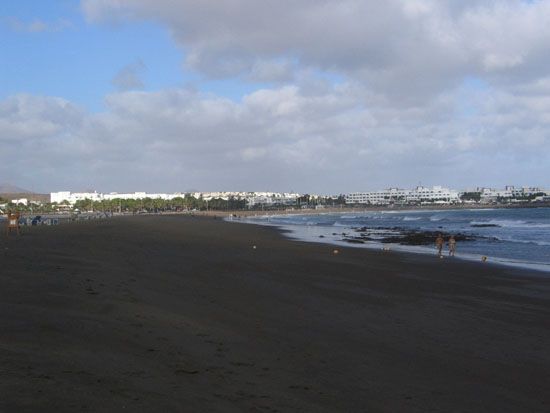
[435,234,444,257]
[448,235,457,257]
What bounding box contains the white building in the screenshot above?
[103,192,147,201]
[346,188,408,205]
[346,186,460,205]
[11,198,28,206]
[50,191,190,205]
[50,190,301,207]
[246,192,300,207]
[193,191,249,201]
[102,192,186,201]
[50,191,103,204]
[476,186,548,203]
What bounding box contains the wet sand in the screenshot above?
[1,215,549,412]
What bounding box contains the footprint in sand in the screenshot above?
[288,385,310,390]
[230,361,255,367]
[174,368,199,375]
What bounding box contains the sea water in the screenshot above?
[243,207,550,273]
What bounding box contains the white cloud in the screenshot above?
[81,0,550,99]
[4,1,549,192]
[248,59,294,83]
[112,60,147,92]
[4,17,74,33]
[2,77,549,193]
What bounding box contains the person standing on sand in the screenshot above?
[448,235,456,257]
[435,234,444,257]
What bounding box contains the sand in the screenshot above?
[1,215,549,412]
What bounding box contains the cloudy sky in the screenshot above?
[1,0,549,194]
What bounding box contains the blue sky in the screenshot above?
[2,2,173,110]
[1,1,267,111]
[1,0,549,193]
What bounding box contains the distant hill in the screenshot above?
[0,183,49,203]
[0,183,32,194]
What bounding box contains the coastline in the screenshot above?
[4,199,549,222]
[4,205,548,273]
[2,215,550,412]
[5,204,548,273]
[188,201,550,219]
[232,209,550,274]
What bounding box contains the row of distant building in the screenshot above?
[2,185,549,209]
[48,191,304,207]
[345,185,550,205]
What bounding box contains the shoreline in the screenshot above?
[4,206,549,273]
[181,201,550,218]
[231,209,550,275]
[3,200,550,221]
[235,217,550,275]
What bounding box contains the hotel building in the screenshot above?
[345,186,460,205]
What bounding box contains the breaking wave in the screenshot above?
[471,219,550,228]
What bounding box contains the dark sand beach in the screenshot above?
[1,215,550,412]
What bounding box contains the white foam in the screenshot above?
[235,210,550,274]
[240,219,550,274]
[470,219,550,229]
[332,222,349,227]
[495,237,550,247]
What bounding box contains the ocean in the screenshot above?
[242,207,550,273]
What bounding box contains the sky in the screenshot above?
[1,0,550,194]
